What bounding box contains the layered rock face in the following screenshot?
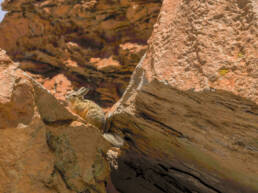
[0,0,257,192]
[107,0,258,192]
[0,0,161,107]
[0,49,113,193]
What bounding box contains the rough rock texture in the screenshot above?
[0,49,113,193]
[0,0,162,107]
[1,0,257,192]
[107,0,258,192]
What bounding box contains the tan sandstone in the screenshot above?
[0,49,114,193]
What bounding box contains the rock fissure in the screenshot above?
[139,111,185,138]
[167,166,222,193]
[54,165,73,191]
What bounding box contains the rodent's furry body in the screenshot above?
[66,88,105,131]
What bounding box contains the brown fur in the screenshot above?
[66,88,105,131]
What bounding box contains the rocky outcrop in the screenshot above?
[107,0,258,192]
[1,0,257,192]
[0,49,114,193]
[0,0,162,107]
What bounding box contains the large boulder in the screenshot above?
[0,49,112,193]
[107,0,258,192]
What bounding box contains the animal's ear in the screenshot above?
[77,87,90,96]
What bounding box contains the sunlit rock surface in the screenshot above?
[0,0,257,192]
[0,49,113,193]
[107,0,258,192]
[0,0,162,107]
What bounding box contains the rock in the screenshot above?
[106,147,121,170]
[0,49,112,193]
[103,133,124,148]
[0,0,162,107]
[46,122,110,193]
[33,78,77,123]
[107,0,258,192]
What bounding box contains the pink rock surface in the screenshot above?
[107,0,258,192]
[145,0,257,103]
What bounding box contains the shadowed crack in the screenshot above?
[167,166,222,193]
[139,111,185,138]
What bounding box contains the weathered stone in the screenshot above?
[33,79,77,123]
[0,0,162,107]
[46,122,110,193]
[0,0,257,192]
[0,49,112,193]
[107,0,258,192]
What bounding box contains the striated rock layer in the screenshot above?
[107,0,258,192]
[0,0,162,107]
[0,49,114,193]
